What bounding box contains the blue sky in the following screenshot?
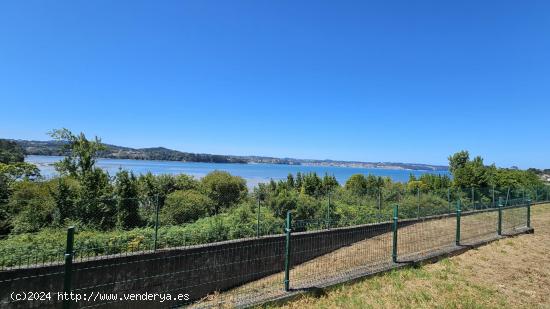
[1,1,549,168]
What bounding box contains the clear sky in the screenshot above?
[1,1,549,168]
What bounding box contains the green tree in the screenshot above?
[175,174,200,191]
[49,128,106,177]
[201,171,247,214]
[8,180,54,233]
[448,150,470,175]
[286,173,295,189]
[78,168,115,229]
[345,174,368,196]
[295,172,303,190]
[322,174,339,194]
[115,170,140,229]
[0,140,25,164]
[50,177,78,225]
[0,162,40,181]
[161,190,213,224]
[268,189,298,219]
[301,173,323,196]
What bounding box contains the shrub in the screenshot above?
[201,171,247,214]
[161,190,213,225]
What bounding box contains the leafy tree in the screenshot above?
[286,173,295,189]
[0,174,8,202]
[201,171,247,214]
[295,194,321,221]
[50,177,78,225]
[301,173,323,196]
[77,168,115,229]
[137,172,159,203]
[0,162,40,181]
[160,190,212,225]
[345,174,368,196]
[295,172,303,190]
[407,180,427,192]
[322,173,339,194]
[253,183,268,202]
[8,180,55,233]
[268,189,298,219]
[416,174,452,191]
[0,202,10,235]
[115,170,140,229]
[0,140,25,164]
[365,175,384,197]
[448,150,470,174]
[175,174,200,191]
[49,128,106,177]
[156,174,178,205]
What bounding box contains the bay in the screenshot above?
[26,155,450,188]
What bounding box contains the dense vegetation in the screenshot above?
[0,130,548,266]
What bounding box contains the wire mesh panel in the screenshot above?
[0,265,65,308]
[397,215,456,261]
[67,235,288,309]
[288,216,393,290]
[0,231,67,308]
[460,210,498,245]
[502,206,528,235]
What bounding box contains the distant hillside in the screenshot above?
[8,139,449,171]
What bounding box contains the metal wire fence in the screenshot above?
[0,187,546,308]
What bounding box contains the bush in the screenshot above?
[201,171,247,214]
[161,190,213,225]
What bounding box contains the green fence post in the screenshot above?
[455,200,461,246]
[153,195,160,251]
[284,211,292,292]
[257,197,261,238]
[63,226,75,309]
[497,197,503,236]
[527,198,531,228]
[392,204,399,263]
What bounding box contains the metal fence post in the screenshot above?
[63,226,75,309]
[153,195,160,251]
[527,199,531,228]
[257,197,261,238]
[392,204,399,263]
[497,197,503,236]
[284,211,292,292]
[455,200,461,246]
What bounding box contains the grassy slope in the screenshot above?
[269,203,550,309]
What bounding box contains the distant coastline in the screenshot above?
[11,139,448,172]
